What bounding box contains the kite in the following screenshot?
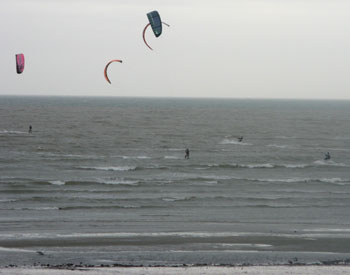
[104,59,122,84]
[143,11,169,50]
[16,54,25,74]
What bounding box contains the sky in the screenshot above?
[1,0,350,99]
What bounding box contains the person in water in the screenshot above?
[28,125,32,134]
[185,148,190,159]
[324,152,331,160]
[238,136,243,142]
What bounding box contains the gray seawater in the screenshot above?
[1,96,350,267]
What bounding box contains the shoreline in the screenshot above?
[3,262,350,269]
[2,265,350,275]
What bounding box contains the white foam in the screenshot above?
[0,130,27,135]
[313,160,348,167]
[303,228,350,233]
[79,166,136,171]
[122,156,151,159]
[14,207,60,211]
[250,177,348,184]
[284,164,308,168]
[102,180,139,185]
[242,163,275,169]
[164,156,181,159]
[208,163,307,169]
[162,196,193,202]
[167,148,184,151]
[3,231,349,240]
[49,180,65,185]
[220,139,252,145]
[267,144,291,149]
[219,243,273,248]
[0,247,38,253]
[275,135,296,139]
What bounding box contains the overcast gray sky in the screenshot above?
[1,0,350,99]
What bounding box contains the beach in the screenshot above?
[2,266,350,275]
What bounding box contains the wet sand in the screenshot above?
[1,266,350,275]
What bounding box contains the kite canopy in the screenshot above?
[143,11,169,50]
[104,59,122,84]
[16,53,25,74]
[147,11,162,37]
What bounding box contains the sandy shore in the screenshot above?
[1,266,350,275]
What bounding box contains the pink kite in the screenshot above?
[16,53,25,74]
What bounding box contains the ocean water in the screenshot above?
[0,96,350,266]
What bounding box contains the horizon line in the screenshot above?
[0,94,350,101]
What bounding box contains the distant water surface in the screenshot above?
[0,96,350,266]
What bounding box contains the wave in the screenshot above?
[0,129,28,135]
[164,156,182,159]
[220,139,252,146]
[161,196,196,202]
[0,199,17,203]
[313,160,349,167]
[5,231,345,240]
[0,247,39,253]
[204,163,308,169]
[121,156,151,159]
[267,144,295,149]
[247,177,349,185]
[8,207,60,211]
[171,174,349,185]
[167,148,184,151]
[99,179,139,185]
[78,166,137,171]
[303,228,350,233]
[59,205,151,210]
[197,160,350,170]
[38,152,101,160]
[49,180,65,185]
[275,135,297,139]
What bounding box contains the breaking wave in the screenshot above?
[78,166,137,171]
[220,139,252,146]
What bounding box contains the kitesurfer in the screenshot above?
[185,148,190,159]
[324,152,331,161]
[238,136,243,142]
[28,125,32,134]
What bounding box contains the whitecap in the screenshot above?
[14,207,60,211]
[275,135,296,139]
[167,148,184,151]
[248,177,348,184]
[219,243,273,248]
[79,166,136,171]
[267,144,291,149]
[0,247,38,253]
[102,180,139,185]
[303,228,350,233]
[122,156,151,159]
[313,160,348,167]
[0,129,27,135]
[164,156,181,159]
[220,139,252,145]
[49,180,65,185]
[242,163,275,169]
[283,164,308,168]
[162,196,194,202]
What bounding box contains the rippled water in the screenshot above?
[1,96,350,266]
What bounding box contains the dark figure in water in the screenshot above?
[28,125,32,134]
[238,136,243,142]
[324,152,331,161]
[185,148,190,159]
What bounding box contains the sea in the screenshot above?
[0,96,350,267]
